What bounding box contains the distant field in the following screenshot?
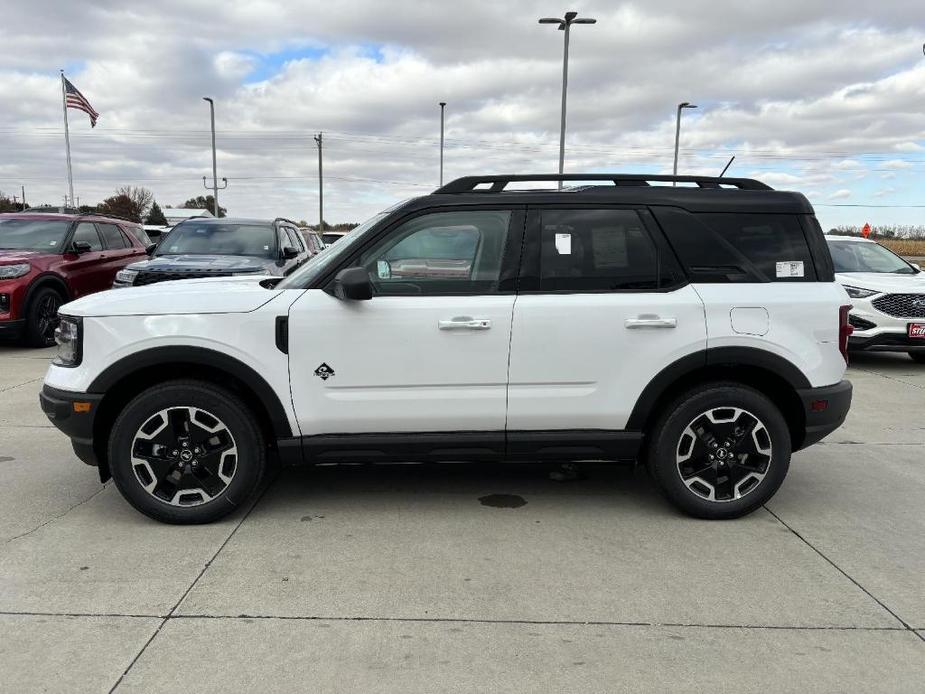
[876,238,925,258]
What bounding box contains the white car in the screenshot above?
[40,173,853,524]
[826,235,925,363]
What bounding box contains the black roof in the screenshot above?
[417,174,814,214]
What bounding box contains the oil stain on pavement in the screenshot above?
[478,494,527,509]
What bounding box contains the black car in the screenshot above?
[113,217,310,288]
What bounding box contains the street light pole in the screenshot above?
[203,97,221,215]
[673,101,697,184]
[439,102,446,187]
[539,12,596,189]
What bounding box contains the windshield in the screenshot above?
[277,213,388,289]
[156,223,276,258]
[0,219,71,252]
[828,240,917,274]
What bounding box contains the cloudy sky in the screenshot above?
[1,0,923,229]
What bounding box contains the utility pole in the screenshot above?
[202,97,226,216]
[439,102,446,186]
[539,12,597,189]
[21,185,25,209]
[673,102,698,185]
[314,132,324,231]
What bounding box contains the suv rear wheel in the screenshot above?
[646,383,791,519]
[24,286,63,347]
[108,380,265,524]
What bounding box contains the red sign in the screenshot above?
[909,323,925,339]
[862,223,871,238]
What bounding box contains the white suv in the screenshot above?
[40,174,853,524]
[826,235,925,362]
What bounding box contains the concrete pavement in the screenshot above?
[0,344,923,692]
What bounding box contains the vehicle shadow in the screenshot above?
[849,350,923,373]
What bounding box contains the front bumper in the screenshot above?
[0,318,25,340]
[39,385,104,467]
[847,297,925,353]
[796,380,852,449]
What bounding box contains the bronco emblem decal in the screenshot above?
[314,363,335,380]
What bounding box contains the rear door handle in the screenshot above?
[438,317,492,330]
[625,315,677,329]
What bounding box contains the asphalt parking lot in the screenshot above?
[1,345,923,693]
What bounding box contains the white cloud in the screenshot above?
[829,189,852,200]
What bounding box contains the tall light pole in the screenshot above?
[314,133,323,231]
[439,101,446,187]
[673,102,697,184]
[202,97,224,215]
[539,11,596,189]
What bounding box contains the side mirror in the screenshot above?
[912,263,921,271]
[282,246,300,260]
[332,267,373,301]
[71,241,92,254]
[145,243,157,255]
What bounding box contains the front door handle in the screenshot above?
[625,315,677,329]
[438,316,492,330]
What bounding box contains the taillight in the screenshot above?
[839,305,853,364]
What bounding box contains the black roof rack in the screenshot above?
[435,173,773,194]
[77,211,139,224]
[273,217,302,227]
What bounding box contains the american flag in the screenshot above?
[64,78,99,128]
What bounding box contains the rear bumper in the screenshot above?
[39,385,103,466]
[796,380,852,450]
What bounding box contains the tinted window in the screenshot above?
[357,210,513,295]
[828,240,916,274]
[536,209,671,291]
[0,219,70,251]
[698,213,816,282]
[284,227,304,252]
[98,223,128,249]
[157,223,276,257]
[73,223,103,251]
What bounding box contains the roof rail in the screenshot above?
[77,211,139,224]
[273,217,301,227]
[435,173,773,194]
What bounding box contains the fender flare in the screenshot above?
[626,346,810,430]
[24,273,71,310]
[88,346,293,438]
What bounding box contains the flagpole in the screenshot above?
[60,70,75,208]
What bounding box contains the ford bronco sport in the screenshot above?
[40,174,853,524]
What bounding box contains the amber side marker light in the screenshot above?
[73,402,92,413]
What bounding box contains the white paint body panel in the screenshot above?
[834,271,925,341]
[507,286,707,430]
[694,283,849,388]
[287,290,515,435]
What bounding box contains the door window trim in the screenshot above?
[313,204,527,297]
[517,203,689,295]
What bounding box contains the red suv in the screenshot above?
[0,212,150,346]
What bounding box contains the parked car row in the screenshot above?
[0,212,327,343]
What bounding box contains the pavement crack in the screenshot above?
[852,366,924,391]
[4,484,109,544]
[108,470,279,693]
[0,377,42,394]
[763,505,925,643]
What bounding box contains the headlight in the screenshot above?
[0,263,31,279]
[53,316,82,367]
[114,269,139,286]
[844,285,878,299]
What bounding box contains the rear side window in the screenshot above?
[535,209,678,291]
[284,227,304,252]
[98,223,129,249]
[652,207,816,282]
[72,223,103,252]
[699,213,816,282]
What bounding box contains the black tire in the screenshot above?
[24,286,63,347]
[646,383,791,520]
[908,352,925,364]
[108,380,265,524]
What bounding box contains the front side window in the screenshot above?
[828,240,916,275]
[0,219,71,251]
[284,227,304,252]
[356,210,513,295]
[73,223,103,252]
[536,209,670,291]
[157,223,276,258]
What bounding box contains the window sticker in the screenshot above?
[776,261,804,278]
[554,233,572,255]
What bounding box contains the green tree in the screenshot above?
[97,186,154,222]
[181,195,226,217]
[145,200,167,225]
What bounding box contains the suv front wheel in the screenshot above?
[647,383,791,519]
[108,380,265,524]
